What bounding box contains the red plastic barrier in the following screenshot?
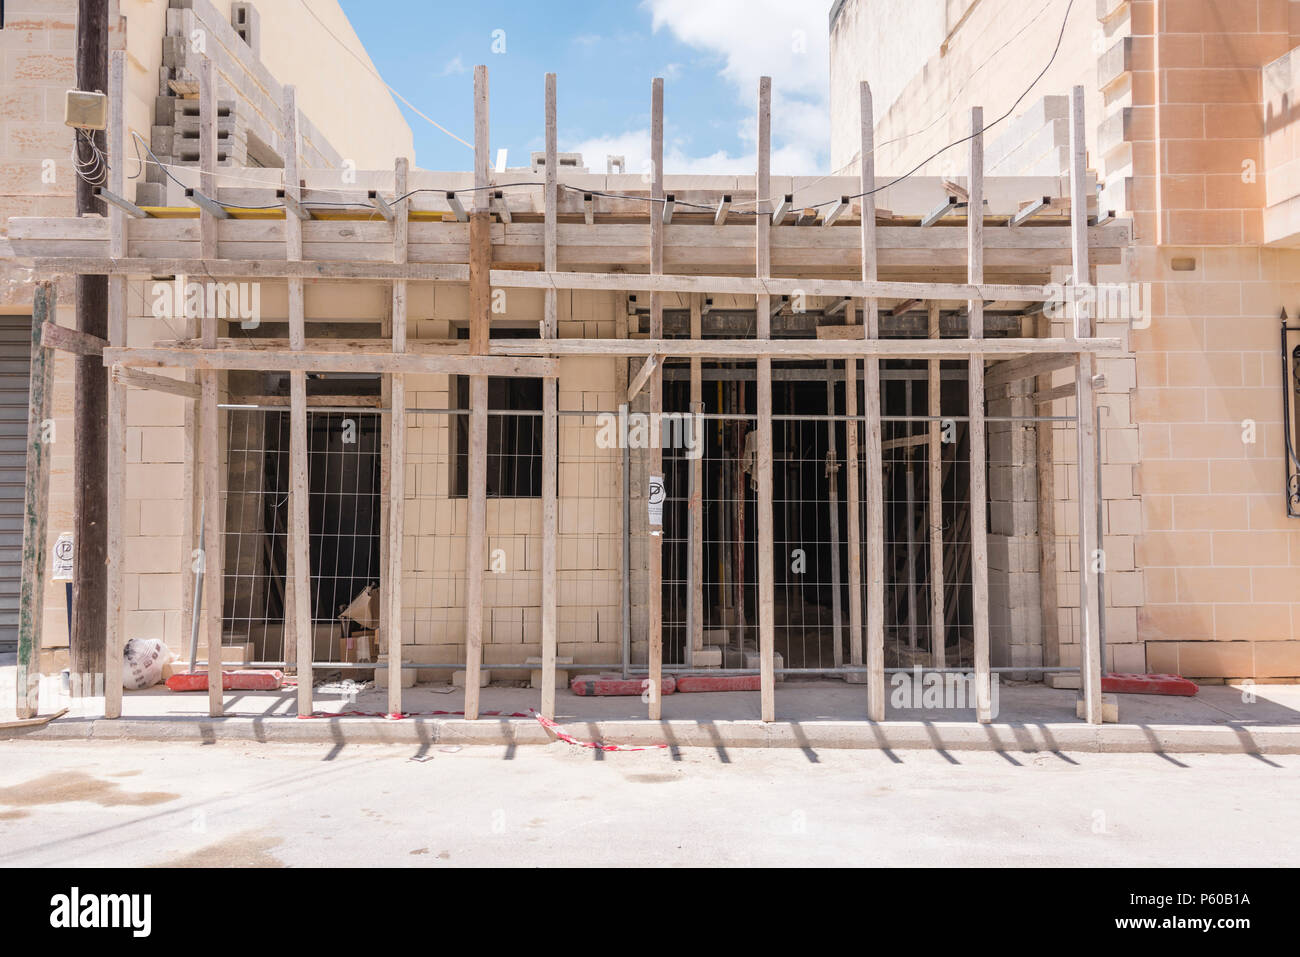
[676,674,761,693]
[165,670,284,692]
[569,674,676,697]
[1101,673,1198,696]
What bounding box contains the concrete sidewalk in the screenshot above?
[3,656,1299,753]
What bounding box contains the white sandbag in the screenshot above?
[122,638,177,690]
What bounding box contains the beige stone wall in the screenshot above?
[831,0,1300,678]
[0,0,413,668]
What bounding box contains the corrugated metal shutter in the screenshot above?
[0,317,32,653]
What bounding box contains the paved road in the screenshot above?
[0,739,1297,866]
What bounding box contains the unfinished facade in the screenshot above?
[9,35,1133,725]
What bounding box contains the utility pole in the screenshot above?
[71,0,109,696]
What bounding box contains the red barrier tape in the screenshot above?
[296,706,664,752]
[299,709,532,720]
[531,710,667,752]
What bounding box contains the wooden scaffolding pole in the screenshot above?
[647,76,665,720]
[825,361,844,669]
[967,106,993,724]
[284,85,314,717]
[540,72,559,719]
[104,49,127,717]
[1036,308,1061,669]
[16,282,56,719]
[928,301,946,668]
[860,82,885,720]
[199,56,224,718]
[386,156,410,715]
[1069,85,1105,724]
[688,294,704,666]
[756,76,776,722]
[844,311,863,679]
[464,64,490,718]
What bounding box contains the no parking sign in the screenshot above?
[51,532,74,581]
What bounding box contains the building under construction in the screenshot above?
[7,40,1132,726]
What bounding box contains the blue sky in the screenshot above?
[337,0,834,175]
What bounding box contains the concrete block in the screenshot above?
[372,660,416,689]
[453,668,490,688]
[690,647,723,668]
[1076,693,1120,723]
[743,650,783,681]
[1046,672,1080,690]
[703,629,729,648]
[526,656,574,689]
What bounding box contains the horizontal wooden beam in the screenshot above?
[1033,381,1077,404]
[103,346,558,377]
[41,321,105,357]
[489,269,1061,302]
[111,366,201,399]
[984,351,1077,388]
[34,258,469,282]
[487,336,1122,359]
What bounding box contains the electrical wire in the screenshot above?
[294,0,473,150]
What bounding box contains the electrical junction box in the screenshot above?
[64,90,108,131]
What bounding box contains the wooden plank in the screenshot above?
[102,346,558,377]
[627,354,659,402]
[541,72,559,719]
[40,322,104,357]
[689,295,704,666]
[16,283,56,718]
[861,82,885,721]
[647,76,665,721]
[1033,381,1076,404]
[283,85,304,679]
[112,366,200,399]
[756,76,776,722]
[967,106,992,724]
[489,270,1066,303]
[464,64,490,720]
[35,258,470,282]
[104,49,128,718]
[1069,85,1105,725]
[825,362,844,669]
[1035,311,1061,669]
[984,352,1076,388]
[483,337,1120,359]
[844,307,863,676]
[200,56,224,717]
[387,156,410,715]
[928,301,945,669]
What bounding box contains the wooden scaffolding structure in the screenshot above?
[10,56,1122,725]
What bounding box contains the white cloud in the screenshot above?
[565,1,834,176]
[438,55,467,77]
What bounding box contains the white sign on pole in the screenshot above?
[647,475,665,527]
[52,532,74,581]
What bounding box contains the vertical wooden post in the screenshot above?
[282,87,301,677]
[103,49,127,717]
[1035,310,1061,668]
[284,85,313,717]
[387,156,410,716]
[688,294,704,666]
[540,72,559,719]
[927,301,946,668]
[647,76,665,720]
[16,283,55,719]
[844,314,863,677]
[755,76,776,722]
[860,82,885,720]
[198,56,224,718]
[825,363,844,669]
[283,85,313,717]
[1069,85,1105,724]
[464,65,491,718]
[967,106,993,723]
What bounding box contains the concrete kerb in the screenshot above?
[5,715,1300,753]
